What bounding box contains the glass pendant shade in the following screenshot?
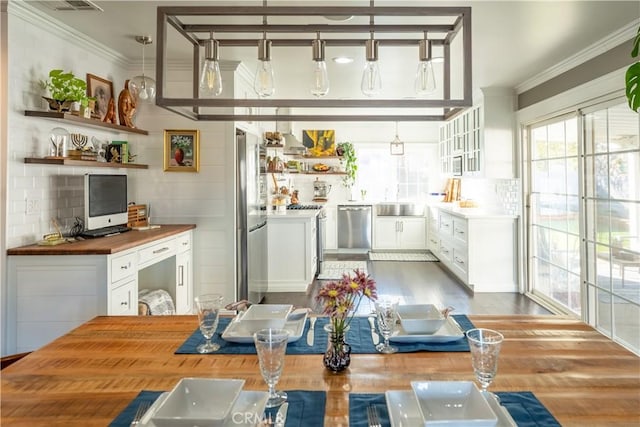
[310,37,329,97]
[130,36,156,103]
[254,38,275,97]
[361,38,382,96]
[415,39,436,95]
[200,35,223,96]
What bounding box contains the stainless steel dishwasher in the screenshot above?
[337,205,372,251]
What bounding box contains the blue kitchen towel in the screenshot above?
[110,390,326,427]
[175,315,473,354]
[348,392,561,427]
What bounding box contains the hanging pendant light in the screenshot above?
[129,36,156,103]
[361,32,382,97]
[254,32,275,97]
[415,32,436,95]
[310,32,329,97]
[390,122,405,155]
[200,31,223,97]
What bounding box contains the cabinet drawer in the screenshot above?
[176,232,192,253]
[451,248,469,283]
[439,240,452,263]
[453,218,468,244]
[111,252,136,283]
[138,239,176,267]
[439,213,453,237]
[110,279,136,315]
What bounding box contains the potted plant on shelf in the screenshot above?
[337,141,357,188]
[40,69,89,112]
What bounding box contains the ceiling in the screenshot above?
[24,0,640,100]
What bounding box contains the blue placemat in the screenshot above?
[175,315,473,354]
[110,390,326,427]
[349,391,561,427]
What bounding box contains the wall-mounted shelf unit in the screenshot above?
[24,158,148,169]
[24,111,149,135]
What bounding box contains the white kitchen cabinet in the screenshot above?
[373,217,426,250]
[324,205,338,250]
[438,88,515,179]
[267,214,317,292]
[429,207,517,292]
[6,226,195,353]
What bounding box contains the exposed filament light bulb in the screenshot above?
[310,33,329,97]
[254,35,275,97]
[361,35,381,97]
[200,32,223,97]
[415,36,436,95]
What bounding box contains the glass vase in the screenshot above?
[323,323,351,373]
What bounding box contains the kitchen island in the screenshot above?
[1,314,638,426]
[266,208,323,292]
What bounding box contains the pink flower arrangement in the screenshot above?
[316,269,378,337]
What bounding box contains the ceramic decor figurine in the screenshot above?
[103,98,117,124]
[118,80,137,128]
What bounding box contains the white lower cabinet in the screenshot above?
[268,215,317,292]
[373,217,426,250]
[429,207,517,292]
[7,228,195,353]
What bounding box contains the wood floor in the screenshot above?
[263,255,551,315]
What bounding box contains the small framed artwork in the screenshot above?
[86,73,113,120]
[164,129,200,172]
[302,129,335,156]
[452,155,463,176]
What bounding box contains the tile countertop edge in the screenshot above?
[428,203,520,219]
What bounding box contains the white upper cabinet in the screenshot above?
[439,87,515,179]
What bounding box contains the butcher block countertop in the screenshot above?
[7,224,196,256]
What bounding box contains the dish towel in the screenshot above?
[138,289,175,315]
[109,390,326,427]
[174,315,473,355]
[348,392,561,427]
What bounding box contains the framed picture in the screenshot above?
[86,73,113,120]
[452,155,463,176]
[164,129,200,172]
[302,129,335,156]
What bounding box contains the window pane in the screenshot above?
[614,298,639,354]
[596,289,612,336]
[566,117,578,156]
[532,126,547,160]
[608,104,639,152]
[547,122,566,158]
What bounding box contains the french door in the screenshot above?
[526,99,640,354]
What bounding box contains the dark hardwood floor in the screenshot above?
[263,254,551,316]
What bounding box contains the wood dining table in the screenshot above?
[1,314,639,426]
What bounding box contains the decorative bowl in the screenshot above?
[237,304,293,334]
[151,378,245,427]
[397,304,446,335]
[410,381,498,426]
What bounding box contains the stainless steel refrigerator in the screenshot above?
[236,128,268,303]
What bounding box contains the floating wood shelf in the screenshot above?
[24,158,148,169]
[24,110,149,135]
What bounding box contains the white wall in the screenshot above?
[1,3,244,354]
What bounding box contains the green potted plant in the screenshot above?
[625,25,639,112]
[337,141,357,188]
[40,69,89,112]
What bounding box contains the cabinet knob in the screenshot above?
[120,301,128,306]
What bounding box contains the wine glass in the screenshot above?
[194,294,224,353]
[466,328,504,393]
[254,328,289,408]
[375,299,399,354]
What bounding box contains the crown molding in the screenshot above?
[8,0,128,68]
[516,19,639,94]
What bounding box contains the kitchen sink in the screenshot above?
[376,203,424,216]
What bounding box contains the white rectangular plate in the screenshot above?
[221,309,308,344]
[411,381,497,426]
[386,390,513,427]
[141,390,268,427]
[389,316,464,343]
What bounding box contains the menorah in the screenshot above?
[70,133,88,150]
